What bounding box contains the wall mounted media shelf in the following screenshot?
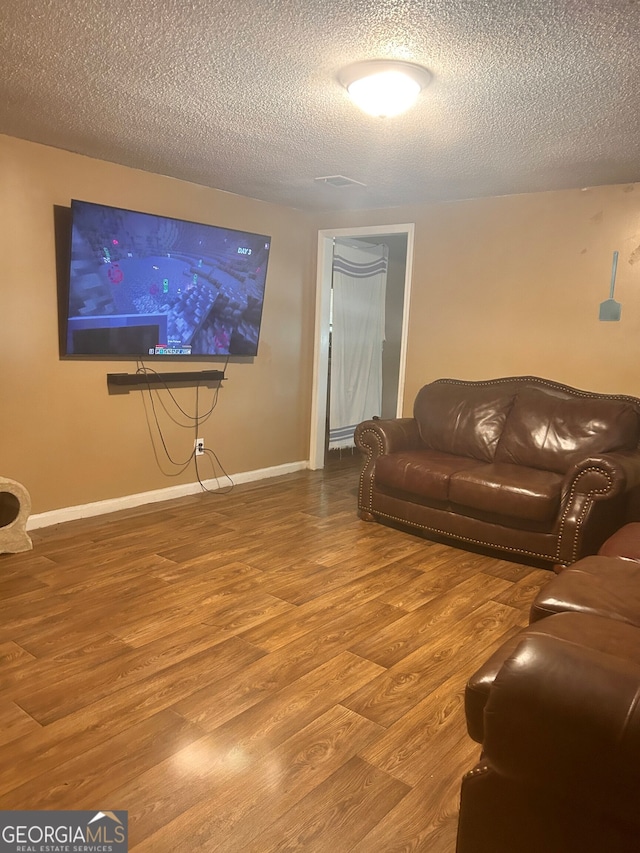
[107,370,225,391]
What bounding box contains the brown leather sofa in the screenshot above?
[457,535,640,852]
[355,376,640,567]
[458,613,640,853]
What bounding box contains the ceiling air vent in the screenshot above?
[314,175,366,188]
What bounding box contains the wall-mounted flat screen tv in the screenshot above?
[62,200,271,358]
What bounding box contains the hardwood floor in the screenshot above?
[0,460,550,851]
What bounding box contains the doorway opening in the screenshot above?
[310,224,415,470]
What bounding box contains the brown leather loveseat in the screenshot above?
[355,376,640,567]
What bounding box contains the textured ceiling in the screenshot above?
[2,0,640,211]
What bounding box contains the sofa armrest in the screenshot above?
[483,633,640,822]
[563,451,640,499]
[556,452,640,563]
[354,418,422,518]
[354,418,422,457]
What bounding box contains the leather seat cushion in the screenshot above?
[374,451,484,502]
[530,555,640,625]
[449,462,564,523]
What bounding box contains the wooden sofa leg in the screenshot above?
[358,510,376,522]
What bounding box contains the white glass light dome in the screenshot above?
[338,60,432,118]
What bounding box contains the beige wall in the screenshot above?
[317,183,640,413]
[0,135,316,513]
[4,132,640,517]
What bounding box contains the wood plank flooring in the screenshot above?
[0,459,550,851]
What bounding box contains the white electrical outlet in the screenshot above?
[194,438,205,456]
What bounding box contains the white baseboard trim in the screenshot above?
[27,461,309,530]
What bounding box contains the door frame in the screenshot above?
[309,223,415,470]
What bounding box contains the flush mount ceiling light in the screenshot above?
[338,60,432,118]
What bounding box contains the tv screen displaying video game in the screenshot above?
[63,200,271,358]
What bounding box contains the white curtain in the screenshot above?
[329,240,388,449]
